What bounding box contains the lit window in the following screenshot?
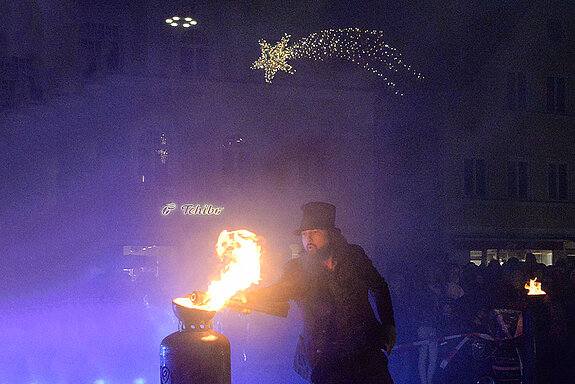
[470,250,483,266]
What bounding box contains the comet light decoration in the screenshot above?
[251,28,423,95]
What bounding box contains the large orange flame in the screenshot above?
[524,278,546,295]
[183,229,263,311]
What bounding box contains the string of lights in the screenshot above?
[251,28,423,95]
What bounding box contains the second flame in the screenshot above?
[525,278,546,295]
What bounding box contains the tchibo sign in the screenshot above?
[161,203,224,216]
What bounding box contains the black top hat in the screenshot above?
[294,202,338,234]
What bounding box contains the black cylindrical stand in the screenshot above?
[160,328,231,384]
[160,298,231,384]
[522,295,544,384]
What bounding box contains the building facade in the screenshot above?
[3,0,573,277]
[438,0,575,266]
[0,0,391,291]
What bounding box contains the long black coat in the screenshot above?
[248,244,394,382]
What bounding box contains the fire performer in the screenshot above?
[241,202,396,384]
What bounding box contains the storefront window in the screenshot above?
[469,249,553,266]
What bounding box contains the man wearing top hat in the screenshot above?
[244,202,396,384]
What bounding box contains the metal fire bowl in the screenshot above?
[172,297,216,327]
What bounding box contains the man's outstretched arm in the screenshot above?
[241,258,306,304]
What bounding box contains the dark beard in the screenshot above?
[303,244,333,261]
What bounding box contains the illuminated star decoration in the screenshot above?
[156,133,168,164]
[251,28,423,95]
[250,34,295,83]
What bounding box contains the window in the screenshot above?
[470,250,483,266]
[507,160,528,199]
[530,250,553,266]
[464,158,487,197]
[548,162,568,200]
[506,72,527,111]
[546,76,566,113]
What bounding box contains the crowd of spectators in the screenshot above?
[387,255,575,384]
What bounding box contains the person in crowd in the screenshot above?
[445,264,464,300]
[565,267,575,381]
[458,265,490,332]
[387,272,418,384]
[415,266,442,384]
[523,253,538,278]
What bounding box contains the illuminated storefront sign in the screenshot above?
[162,202,224,216]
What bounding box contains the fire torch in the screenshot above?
[160,230,289,384]
[523,278,546,384]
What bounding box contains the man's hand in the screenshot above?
[382,325,396,355]
[237,293,252,314]
[228,292,252,314]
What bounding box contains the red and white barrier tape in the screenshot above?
[393,331,518,352]
[394,332,483,351]
[440,336,470,369]
[392,331,522,369]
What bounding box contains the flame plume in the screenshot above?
[524,278,546,295]
[189,229,263,311]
